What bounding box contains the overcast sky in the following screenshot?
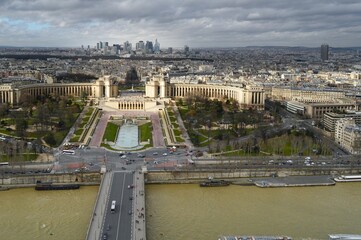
[1,0,361,48]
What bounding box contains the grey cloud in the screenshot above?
[0,0,361,47]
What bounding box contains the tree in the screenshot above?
[44,133,57,146]
[0,103,9,118]
[11,111,28,138]
[80,91,88,103]
[125,67,139,85]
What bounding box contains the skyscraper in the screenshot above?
[184,45,190,54]
[321,44,329,61]
[154,39,160,54]
[123,41,132,52]
[136,41,145,51]
[145,41,154,54]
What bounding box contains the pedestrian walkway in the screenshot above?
[133,171,146,240]
[86,172,111,240]
[89,111,109,147]
[172,104,194,149]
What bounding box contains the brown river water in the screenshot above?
[146,183,361,240]
[0,186,98,240]
[1,183,361,240]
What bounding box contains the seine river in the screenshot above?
[146,183,361,240]
[0,186,98,240]
[1,183,361,240]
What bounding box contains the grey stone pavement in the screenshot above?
[132,171,146,240]
[86,172,111,240]
[171,104,194,149]
[89,107,165,149]
[89,111,109,147]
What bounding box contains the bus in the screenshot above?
[62,150,75,155]
[0,162,9,166]
[110,200,116,213]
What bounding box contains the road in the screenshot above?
[101,171,134,240]
[52,146,190,174]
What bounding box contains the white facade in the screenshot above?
[335,118,361,154]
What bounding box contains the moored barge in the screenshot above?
[35,181,80,191]
[200,180,230,187]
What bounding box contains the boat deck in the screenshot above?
[251,176,335,188]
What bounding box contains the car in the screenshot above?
[128,185,134,189]
[153,152,158,155]
[103,233,108,240]
[129,196,133,200]
[162,153,168,156]
[128,210,132,215]
[121,155,127,159]
[121,167,126,170]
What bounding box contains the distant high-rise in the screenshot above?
[123,41,132,52]
[184,45,189,53]
[154,39,160,54]
[321,44,329,61]
[145,41,154,53]
[136,41,145,51]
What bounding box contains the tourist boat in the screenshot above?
[199,180,230,187]
[35,181,80,191]
[333,175,361,182]
[218,236,292,240]
[329,234,361,239]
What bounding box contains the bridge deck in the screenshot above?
[86,171,146,240]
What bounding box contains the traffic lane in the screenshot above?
[103,172,126,240]
[117,173,133,240]
[103,172,133,240]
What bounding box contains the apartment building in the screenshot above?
[335,118,361,154]
[323,111,361,132]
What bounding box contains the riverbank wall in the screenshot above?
[145,168,361,183]
[0,172,102,187]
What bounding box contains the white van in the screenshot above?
[110,201,116,213]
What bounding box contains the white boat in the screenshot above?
[334,175,361,182]
[329,234,361,239]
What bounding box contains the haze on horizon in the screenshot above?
[0,0,361,48]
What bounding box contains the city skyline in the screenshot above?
[1,0,361,48]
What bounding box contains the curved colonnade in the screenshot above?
[1,75,266,111]
[145,76,265,110]
[0,76,118,105]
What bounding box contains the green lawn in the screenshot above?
[102,122,119,142]
[139,122,152,142]
[85,107,94,116]
[176,136,185,142]
[1,153,38,161]
[173,129,182,136]
[74,128,83,135]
